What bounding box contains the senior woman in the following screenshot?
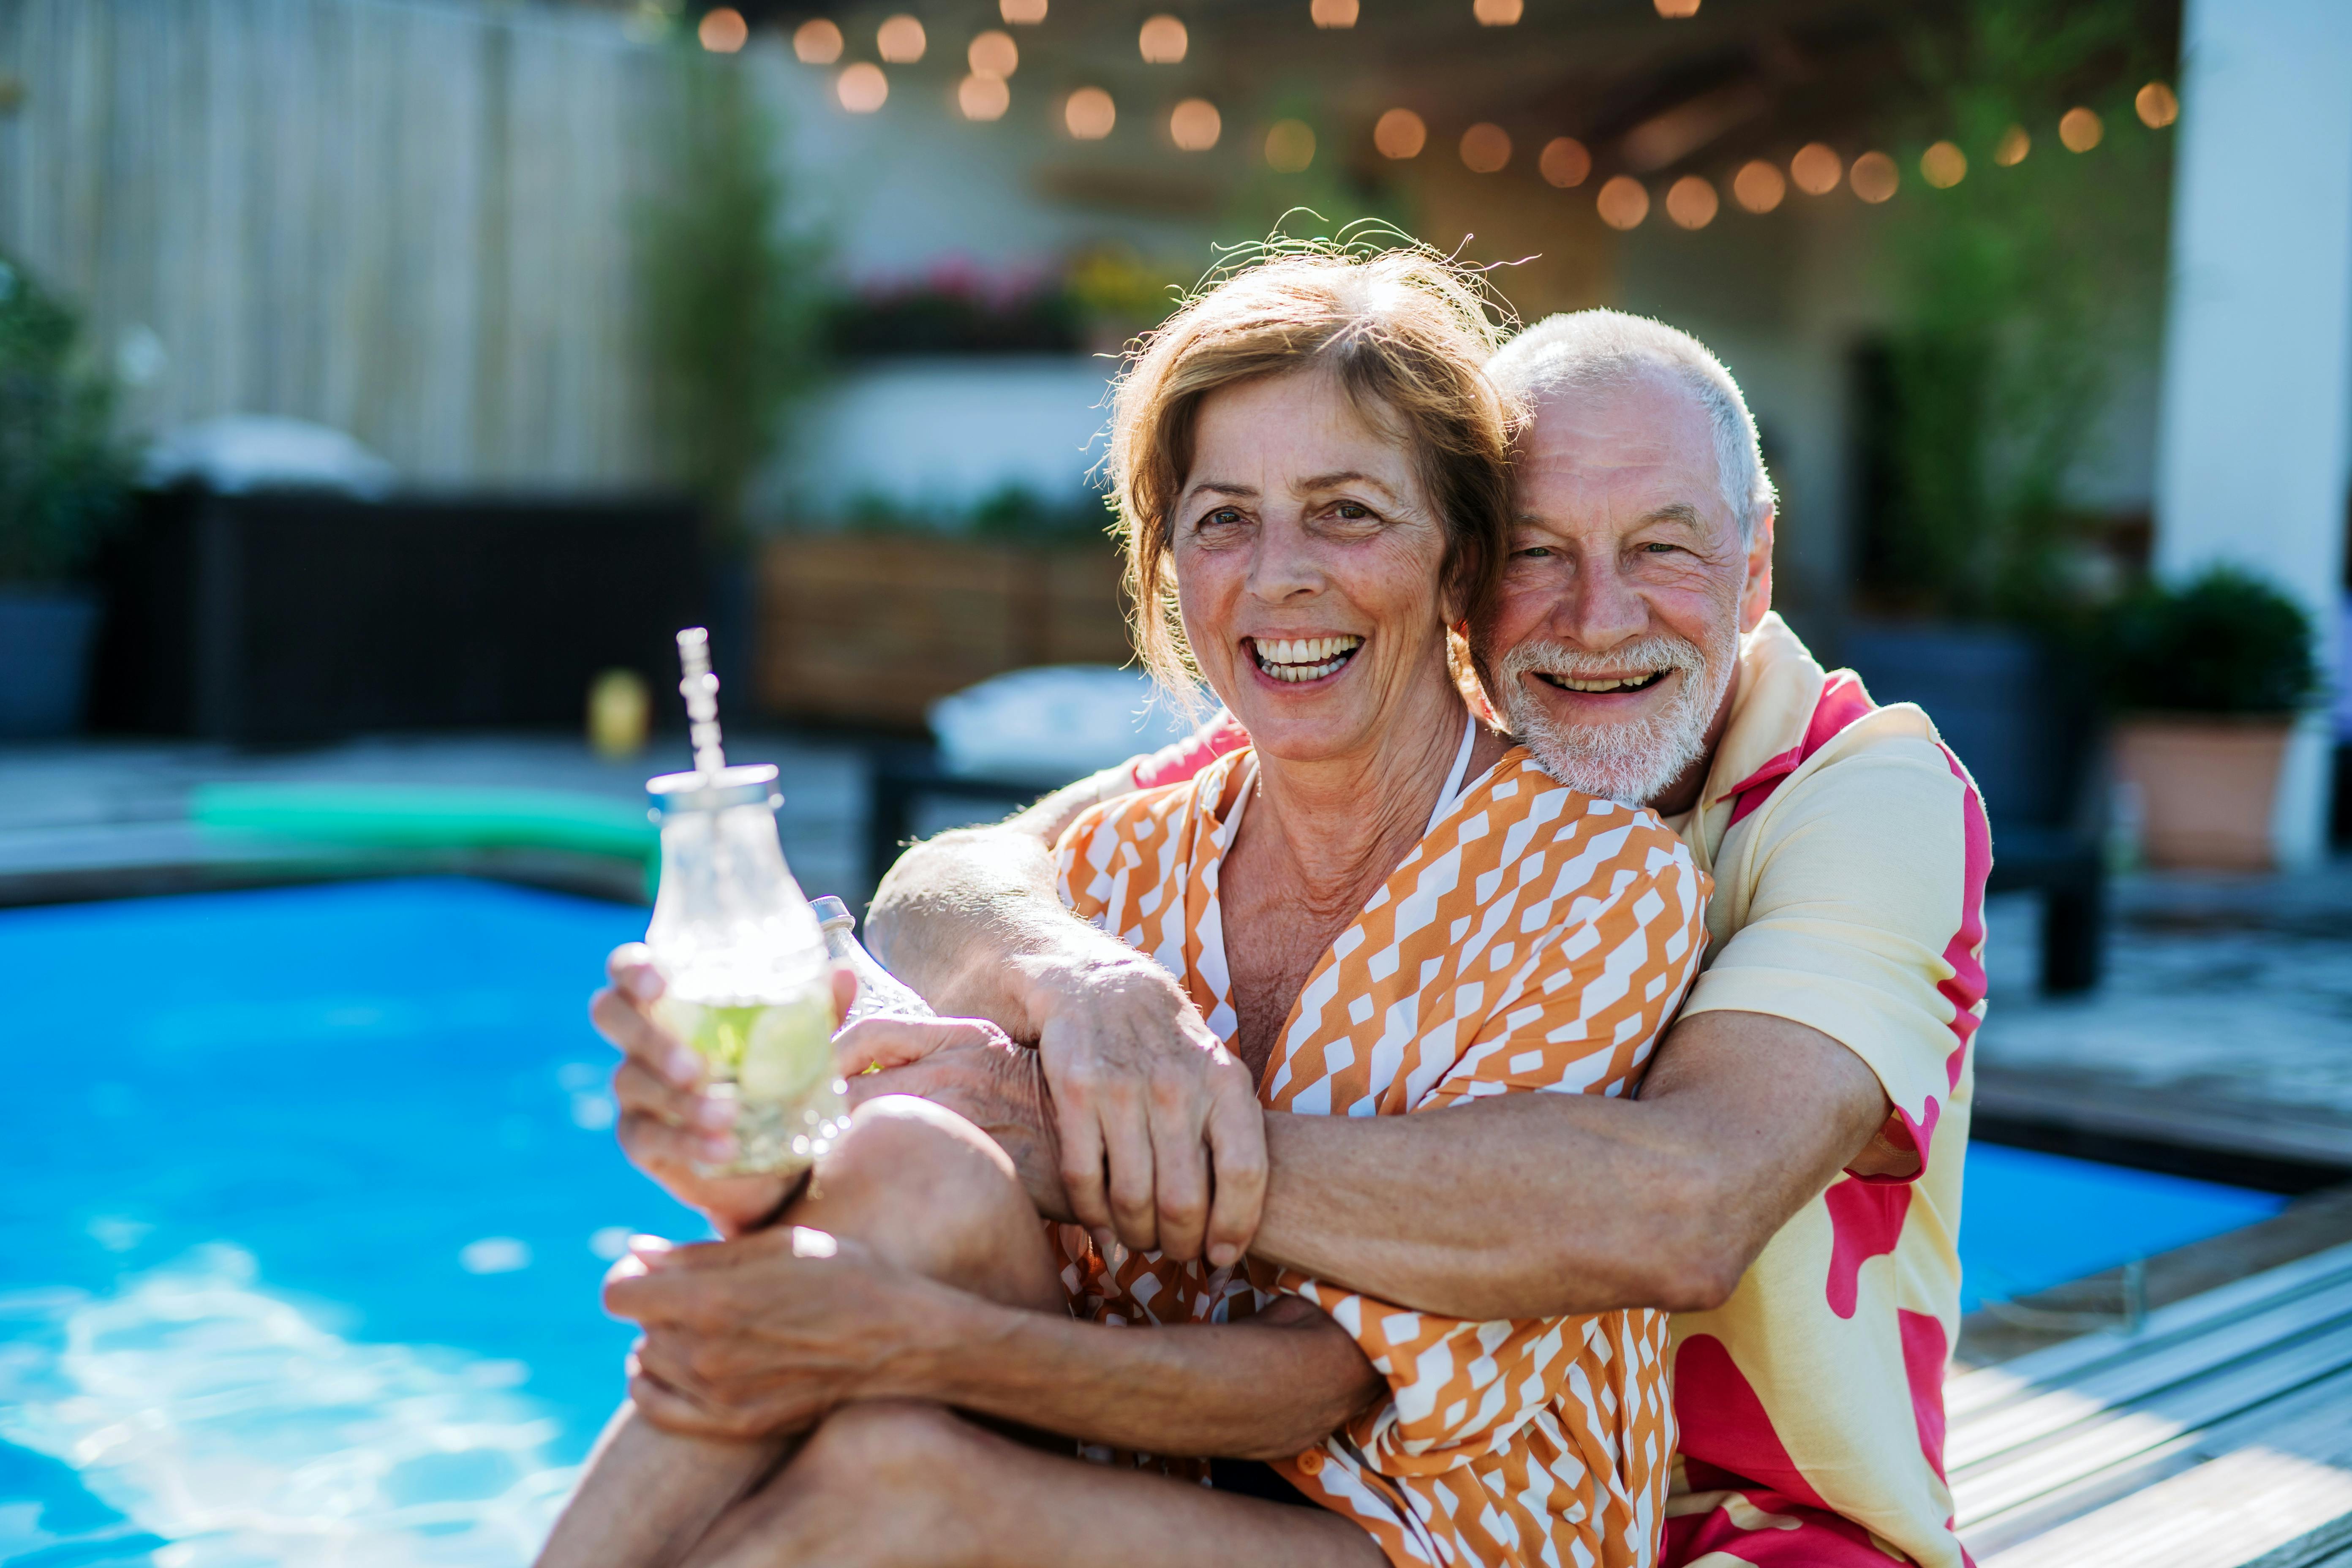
[545,250,1707,1568]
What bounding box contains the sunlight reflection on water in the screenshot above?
[0,1244,578,1567]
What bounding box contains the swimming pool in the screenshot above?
[0,877,2290,1566]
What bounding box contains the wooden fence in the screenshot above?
[0,0,694,487]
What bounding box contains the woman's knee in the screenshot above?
[796,1096,1059,1305]
[794,1400,981,1495]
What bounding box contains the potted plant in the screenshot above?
[1842,0,2172,830]
[2098,567,2319,869]
[0,254,133,737]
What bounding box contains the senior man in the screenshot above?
[594,310,1989,1568]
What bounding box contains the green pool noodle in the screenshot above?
[193,783,658,873]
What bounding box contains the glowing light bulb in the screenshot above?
[1994,124,2030,166]
[1266,119,1316,172]
[1459,122,1511,173]
[1666,174,1718,228]
[1065,86,1116,139]
[1001,0,1046,22]
[1921,140,1966,188]
[2059,106,2103,152]
[1732,158,1784,212]
[837,62,888,113]
[1597,176,1649,230]
[1139,15,1187,63]
[1539,137,1591,188]
[1849,150,1898,203]
[958,74,1010,120]
[968,30,1017,77]
[877,14,926,62]
[1375,109,1427,160]
[1170,98,1220,150]
[1311,0,1359,23]
[794,18,843,63]
[698,5,747,52]
[1473,0,1522,23]
[2136,82,2178,128]
[1790,142,1841,195]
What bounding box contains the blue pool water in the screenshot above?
[0,877,2291,1565]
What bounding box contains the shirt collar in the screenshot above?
[1696,611,1830,816]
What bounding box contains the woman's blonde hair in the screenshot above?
[1106,244,1520,698]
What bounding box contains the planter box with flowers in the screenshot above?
[2099,567,2319,870]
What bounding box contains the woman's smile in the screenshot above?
[1247,634,1365,685]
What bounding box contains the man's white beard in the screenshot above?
[1492,632,1736,807]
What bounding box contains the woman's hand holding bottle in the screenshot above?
[594,945,859,1239]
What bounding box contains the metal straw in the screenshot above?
[675,627,727,779]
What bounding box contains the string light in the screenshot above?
[1921,140,1966,188]
[1459,123,1511,173]
[1065,87,1116,139]
[2136,82,2178,128]
[1139,15,1187,63]
[1473,0,1522,24]
[1654,0,1699,14]
[958,74,1009,120]
[1170,98,1221,150]
[1311,0,1359,25]
[1790,142,1841,195]
[1849,150,1898,202]
[698,6,747,52]
[1266,119,1316,171]
[1001,0,1046,22]
[1597,176,1649,229]
[877,14,926,63]
[1375,109,1427,160]
[1666,174,1718,228]
[968,30,1017,77]
[1539,137,1591,188]
[1732,159,1783,212]
[793,18,843,63]
[837,62,887,112]
[2059,106,2103,152]
[1995,124,2030,166]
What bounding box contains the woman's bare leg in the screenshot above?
[682,1400,1386,1568]
[536,1096,1065,1568]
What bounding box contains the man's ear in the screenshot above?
[1739,505,1775,634]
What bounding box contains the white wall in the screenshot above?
[787,355,1115,515]
[2152,0,2352,864]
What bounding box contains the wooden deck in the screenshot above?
[1955,1239,2352,1565]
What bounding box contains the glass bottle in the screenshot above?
[642,630,848,1179]
[812,895,935,1024]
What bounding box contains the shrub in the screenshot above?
[0,255,133,584]
[2097,567,2317,716]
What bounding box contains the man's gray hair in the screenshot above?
[1487,309,1776,541]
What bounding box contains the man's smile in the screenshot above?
[1533,669,1670,696]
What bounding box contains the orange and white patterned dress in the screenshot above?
[1054,742,1710,1568]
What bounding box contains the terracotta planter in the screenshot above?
[2112,716,2293,870]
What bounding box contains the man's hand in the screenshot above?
[1023,956,1265,1267]
[605,1227,945,1440]
[835,1015,1071,1221]
[591,945,855,1239]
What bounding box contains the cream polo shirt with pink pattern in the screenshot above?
[1054,744,1710,1568]
[1658,614,1987,1568]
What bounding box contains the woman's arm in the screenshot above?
[607,1227,1381,1461]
